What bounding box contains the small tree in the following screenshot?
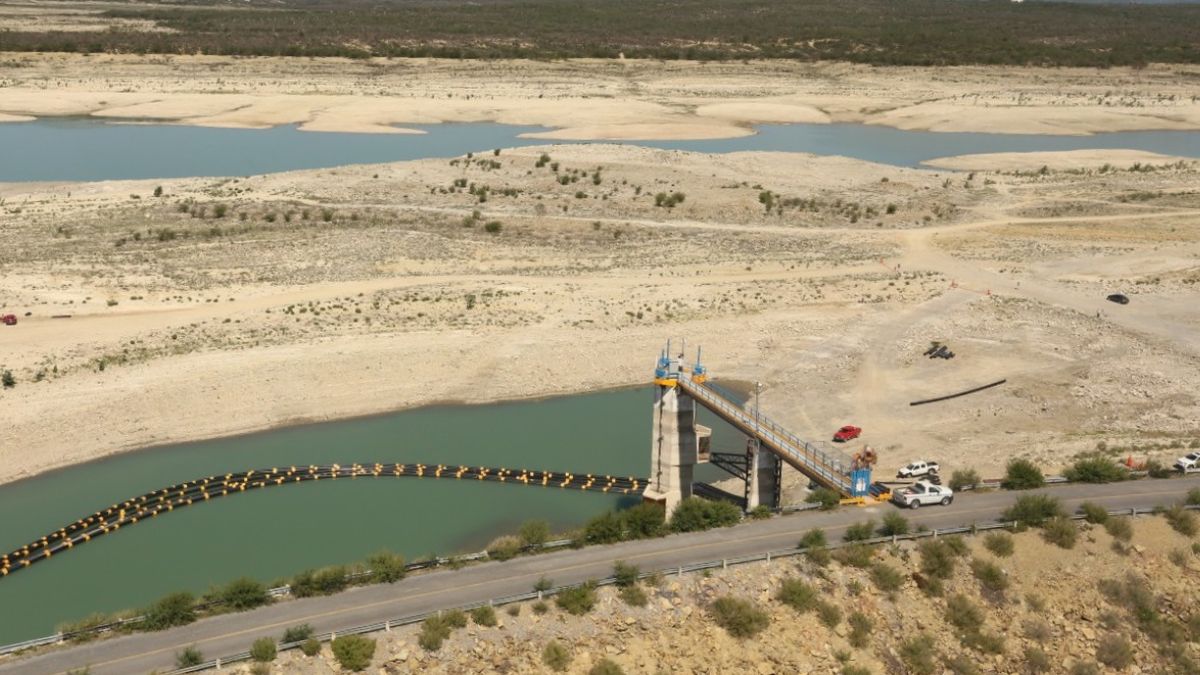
[668,497,741,532]
[250,637,277,662]
[367,550,406,583]
[584,510,623,544]
[621,502,665,539]
[948,468,981,491]
[213,577,269,610]
[1002,458,1045,490]
[1064,456,1128,483]
[1,370,15,388]
[331,635,375,671]
[141,592,196,631]
[519,520,550,548]
[543,641,572,672]
[153,185,163,197]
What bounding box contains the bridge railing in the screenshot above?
[680,378,853,490]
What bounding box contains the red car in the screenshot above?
[833,425,862,442]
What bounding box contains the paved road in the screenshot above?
[5,477,1198,675]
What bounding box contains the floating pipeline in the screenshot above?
[0,463,646,581]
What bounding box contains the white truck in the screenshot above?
[1175,452,1200,472]
[891,481,954,509]
[896,460,940,479]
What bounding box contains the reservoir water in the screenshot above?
[2,118,1198,182]
[0,386,742,644]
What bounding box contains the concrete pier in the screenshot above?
[644,384,697,513]
[745,439,780,510]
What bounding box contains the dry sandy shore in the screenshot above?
[2,55,1200,138]
[2,126,1199,491]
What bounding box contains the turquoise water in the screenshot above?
[0,385,744,643]
[1,118,1197,181]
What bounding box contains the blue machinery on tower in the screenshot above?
[649,341,873,507]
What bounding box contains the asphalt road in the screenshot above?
[5,477,1198,675]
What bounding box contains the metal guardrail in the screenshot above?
[158,503,1200,674]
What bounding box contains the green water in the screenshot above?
[0,387,685,643]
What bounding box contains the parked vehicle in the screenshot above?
[896,460,940,478]
[1175,452,1200,472]
[833,425,862,442]
[1106,293,1129,305]
[1,314,16,326]
[891,480,954,509]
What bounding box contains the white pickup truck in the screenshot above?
[1175,452,1200,472]
[891,481,954,509]
[896,460,940,479]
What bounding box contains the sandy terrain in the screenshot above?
[2,55,1200,138]
[923,149,1196,172]
[2,133,1199,490]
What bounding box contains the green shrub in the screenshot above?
[948,468,981,491]
[300,638,321,656]
[1164,505,1198,536]
[588,658,625,675]
[848,611,873,648]
[1186,488,1200,506]
[483,221,502,234]
[817,601,842,628]
[471,605,497,627]
[1024,618,1052,641]
[944,654,981,675]
[982,532,1014,557]
[1079,502,1109,524]
[532,600,549,614]
[748,504,772,520]
[556,582,598,615]
[1064,455,1129,483]
[250,637,276,662]
[620,585,648,607]
[806,488,841,510]
[708,596,770,638]
[805,546,832,567]
[1070,663,1100,675]
[1095,633,1134,668]
[945,594,985,632]
[798,528,827,549]
[141,592,196,631]
[583,510,623,544]
[1041,517,1078,549]
[519,519,550,548]
[175,645,202,667]
[620,502,666,539]
[506,604,521,617]
[367,550,406,583]
[669,497,741,532]
[777,578,818,612]
[211,577,269,610]
[282,624,313,644]
[1105,516,1134,542]
[1019,648,1049,673]
[331,635,375,671]
[612,560,639,588]
[843,520,876,542]
[870,563,904,592]
[1002,458,1045,490]
[899,634,937,675]
[418,615,452,651]
[487,535,523,561]
[970,558,1008,596]
[842,667,871,675]
[878,512,909,537]
[543,641,572,672]
[918,539,957,579]
[534,576,554,592]
[833,544,874,568]
[1145,459,1173,478]
[0,370,13,389]
[942,536,970,558]
[290,566,348,597]
[1002,494,1064,526]
[443,609,467,628]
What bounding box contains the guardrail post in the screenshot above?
[677,566,683,578]
[766,552,771,564]
[537,590,543,600]
[1130,507,1136,516]
[932,529,938,538]
[722,559,727,570]
[215,657,221,670]
[384,620,390,632]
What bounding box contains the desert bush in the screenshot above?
[176,646,203,667]
[621,502,666,539]
[1070,663,1100,675]
[1145,459,1173,478]
[1079,502,1109,524]
[1003,494,1064,526]
[982,532,1014,557]
[519,519,550,548]
[471,605,497,627]
[506,604,520,617]
[1024,617,1052,641]
[367,550,406,583]
[1,371,13,389]
[532,600,549,614]
[1169,547,1190,567]
[848,611,872,648]
[1105,516,1134,542]
[141,592,196,631]
[833,544,874,569]
[806,488,841,510]
[918,539,957,579]
[870,563,904,592]
[899,634,937,675]
[669,497,741,532]
[487,535,523,561]
[878,512,909,537]
[300,638,321,656]
[211,577,269,610]
[842,667,871,675]
[709,596,770,638]
[1024,647,1052,673]
[250,637,276,662]
[1002,458,1045,490]
[442,609,467,629]
[1041,517,1078,549]
[556,582,598,615]
[331,635,375,671]
[588,658,625,675]
[418,614,453,651]
[619,585,648,607]
[612,561,639,588]
[777,578,818,612]
[817,601,842,628]
[583,510,623,544]
[748,504,772,520]
[945,594,985,632]
[543,641,572,672]
[1186,488,1200,505]
[1164,505,1198,536]
[942,536,969,557]
[798,528,827,549]
[970,558,1008,596]
[944,654,980,675]
[534,576,554,592]
[805,546,832,567]
[948,468,981,491]
[1095,633,1134,668]
[290,566,347,597]
[1064,455,1128,483]
[282,624,313,644]
[843,520,876,542]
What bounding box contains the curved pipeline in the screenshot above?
[0,463,645,581]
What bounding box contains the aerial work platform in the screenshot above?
[645,342,872,512]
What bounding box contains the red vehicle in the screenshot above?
[1,314,16,326]
[833,425,862,442]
